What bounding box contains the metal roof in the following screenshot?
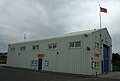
[10,28,106,45]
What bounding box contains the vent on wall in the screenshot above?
[87,47,90,51]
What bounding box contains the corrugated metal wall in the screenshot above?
[7,28,112,75]
[42,34,92,75]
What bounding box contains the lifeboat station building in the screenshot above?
[7,28,112,75]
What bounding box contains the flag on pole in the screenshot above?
[100,7,107,13]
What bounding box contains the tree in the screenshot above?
[112,53,120,71]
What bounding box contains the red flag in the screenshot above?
[100,7,107,13]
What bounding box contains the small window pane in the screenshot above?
[32,45,39,50]
[48,43,57,49]
[31,60,34,64]
[53,44,57,49]
[20,47,22,50]
[95,42,99,49]
[32,46,35,50]
[69,42,74,48]
[23,47,25,50]
[31,60,38,65]
[36,45,39,49]
[20,46,25,50]
[48,44,52,49]
[35,60,38,64]
[95,62,100,67]
[75,41,81,47]
[11,47,15,51]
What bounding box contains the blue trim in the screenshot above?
[103,45,109,72]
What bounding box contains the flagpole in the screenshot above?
[99,4,102,75]
[99,4,102,56]
[99,4,102,29]
[99,4,102,44]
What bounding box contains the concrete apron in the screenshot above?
[98,72,120,79]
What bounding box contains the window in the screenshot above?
[69,42,74,48]
[34,60,38,64]
[32,46,35,50]
[10,47,15,51]
[105,37,108,44]
[92,61,100,68]
[31,60,38,65]
[95,42,99,49]
[69,41,81,48]
[20,46,25,50]
[36,45,39,49]
[48,44,52,49]
[48,43,57,49]
[75,41,81,47]
[32,45,39,50]
[95,62,100,68]
[53,43,57,49]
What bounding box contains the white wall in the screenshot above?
[42,34,92,75]
[7,28,112,75]
[91,28,112,75]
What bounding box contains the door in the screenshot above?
[103,45,109,72]
[38,59,42,71]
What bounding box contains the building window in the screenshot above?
[53,43,57,49]
[31,60,38,65]
[48,43,57,49]
[48,44,52,49]
[95,42,99,49]
[75,41,81,47]
[105,37,108,44]
[20,46,26,50]
[10,47,15,51]
[32,45,39,50]
[95,62,100,68]
[69,42,74,48]
[69,41,81,48]
[92,61,100,68]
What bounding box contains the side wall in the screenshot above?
[7,34,93,75]
[42,34,92,75]
[91,28,112,75]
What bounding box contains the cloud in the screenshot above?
[0,0,120,53]
[0,0,71,52]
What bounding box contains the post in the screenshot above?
[99,4,102,29]
[99,4,102,76]
[99,4,102,52]
[96,72,98,78]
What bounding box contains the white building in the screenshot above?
[7,28,112,75]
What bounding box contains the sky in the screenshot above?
[0,0,120,53]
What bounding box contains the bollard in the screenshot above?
[96,72,97,78]
[106,71,107,74]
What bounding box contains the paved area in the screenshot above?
[0,66,120,81]
[99,71,120,79]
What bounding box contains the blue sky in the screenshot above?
[0,0,120,53]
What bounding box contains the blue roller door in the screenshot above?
[103,45,109,72]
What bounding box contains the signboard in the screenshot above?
[37,54,45,59]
